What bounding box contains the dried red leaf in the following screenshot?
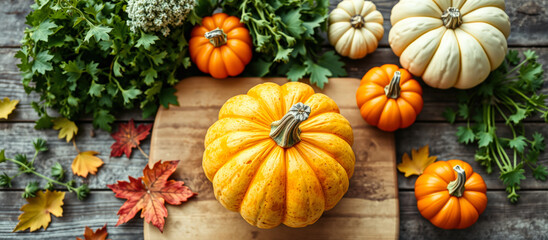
[107,160,196,232]
[110,119,152,158]
[76,224,110,240]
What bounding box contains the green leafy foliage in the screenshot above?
[17,0,191,131]
[0,139,89,200]
[447,50,547,203]
[219,0,346,88]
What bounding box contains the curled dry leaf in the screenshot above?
[107,160,196,232]
[76,224,110,240]
[0,97,19,119]
[110,119,152,158]
[13,190,65,232]
[72,151,104,178]
[397,145,437,177]
[52,117,78,142]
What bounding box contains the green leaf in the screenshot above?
[121,87,142,104]
[317,51,346,77]
[281,10,305,37]
[508,108,527,125]
[526,150,540,164]
[243,58,272,77]
[34,115,53,129]
[84,25,112,42]
[141,68,157,86]
[151,51,168,65]
[443,108,457,124]
[31,20,58,42]
[0,150,5,163]
[32,138,48,152]
[0,173,11,187]
[306,61,332,89]
[456,126,475,144]
[532,165,548,181]
[61,60,84,83]
[457,103,469,119]
[51,162,65,181]
[22,181,40,198]
[135,33,159,50]
[89,82,105,97]
[508,136,527,153]
[500,166,526,187]
[302,15,325,35]
[274,48,292,63]
[113,60,124,77]
[523,49,538,61]
[506,50,519,65]
[477,131,493,148]
[32,50,54,74]
[159,88,179,109]
[531,132,545,152]
[93,109,115,132]
[287,64,307,82]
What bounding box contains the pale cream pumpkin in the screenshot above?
[203,82,355,229]
[328,0,384,59]
[389,0,510,89]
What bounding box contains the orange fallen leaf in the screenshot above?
[110,119,152,158]
[397,145,437,177]
[13,190,65,232]
[76,224,110,240]
[107,160,196,232]
[0,97,19,119]
[72,151,104,178]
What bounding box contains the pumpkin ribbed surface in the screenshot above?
[203,82,355,229]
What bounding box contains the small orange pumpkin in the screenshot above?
[189,13,253,78]
[356,64,423,131]
[415,160,487,229]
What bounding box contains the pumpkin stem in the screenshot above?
[441,7,462,29]
[269,102,311,148]
[350,15,365,28]
[384,71,401,99]
[205,28,227,47]
[447,165,466,197]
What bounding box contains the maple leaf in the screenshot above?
[110,119,152,158]
[0,97,19,119]
[13,190,65,232]
[72,151,104,178]
[53,117,78,142]
[397,145,438,177]
[76,224,111,240]
[107,160,196,232]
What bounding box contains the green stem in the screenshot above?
[7,158,77,192]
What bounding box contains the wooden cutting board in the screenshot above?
[145,77,399,239]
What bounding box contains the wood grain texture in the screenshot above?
[146,77,398,239]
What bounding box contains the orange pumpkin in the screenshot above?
[415,160,487,229]
[356,64,423,131]
[189,13,253,78]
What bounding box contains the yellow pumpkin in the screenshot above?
[203,82,355,228]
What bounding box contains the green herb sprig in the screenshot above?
[444,50,547,203]
[17,0,192,131]
[0,139,89,200]
[218,0,347,88]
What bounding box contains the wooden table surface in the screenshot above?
[1,0,547,239]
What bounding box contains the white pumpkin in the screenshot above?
[328,0,384,59]
[389,0,510,89]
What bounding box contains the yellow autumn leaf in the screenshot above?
[72,151,104,178]
[397,145,437,177]
[0,97,19,119]
[13,190,65,232]
[52,117,78,142]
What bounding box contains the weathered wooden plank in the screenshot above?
[2,120,548,191]
[2,47,548,122]
[0,191,143,240]
[399,191,548,239]
[0,123,149,190]
[396,123,548,190]
[1,0,546,48]
[1,190,547,239]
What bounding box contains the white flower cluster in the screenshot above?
[126,0,195,36]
